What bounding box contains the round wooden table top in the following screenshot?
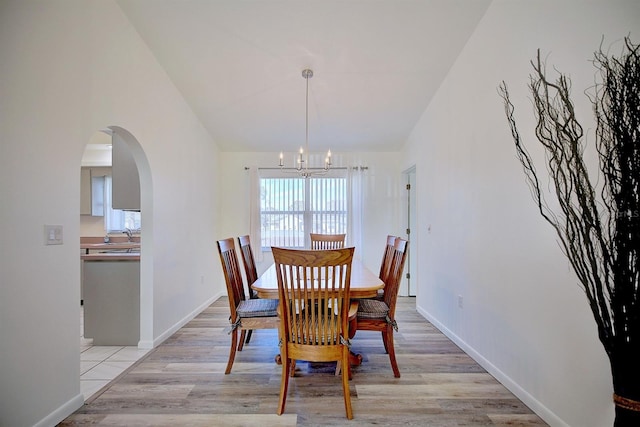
[252,258,384,299]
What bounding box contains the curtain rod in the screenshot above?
[254,166,349,171]
[244,166,368,171]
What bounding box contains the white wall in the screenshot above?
[0,2,221,426]
[401,1,639,426]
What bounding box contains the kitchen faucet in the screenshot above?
[124,228,133,242]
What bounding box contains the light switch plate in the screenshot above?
[44,225,63,245]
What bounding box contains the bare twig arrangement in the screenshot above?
[498,37,640,426]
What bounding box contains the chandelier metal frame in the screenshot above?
[279,69,331,178]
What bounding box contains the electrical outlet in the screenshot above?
[457,295,463,309]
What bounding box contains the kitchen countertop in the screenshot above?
[81,241,140,258]
[81,242,140,250]
[81,252,140,261]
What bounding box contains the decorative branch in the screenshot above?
[499,37,640,426]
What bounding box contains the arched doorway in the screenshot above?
[109,126,154,348]
[79,127,153,399]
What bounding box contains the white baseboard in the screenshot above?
[40,293,224,427]
[33,394,84,427]
[415,305,569,427]
[151,292,222,348]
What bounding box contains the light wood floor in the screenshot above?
[59,297,548,426]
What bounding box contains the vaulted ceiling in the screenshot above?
[117,0,491,152]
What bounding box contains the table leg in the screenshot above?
[347,302,363,366]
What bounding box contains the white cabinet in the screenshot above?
[112,134,140,211]
[80,167,111,216]
[80,168,92,215]
[83,259,140,345]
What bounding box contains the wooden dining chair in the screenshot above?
[216,237,279,374]
[355,238,408,378]
[379,235,398,282]
[237,235,260,348]
[237,235,259,297]
[272,246,356,419]
[376,235,398,300]
[310,233,346,249]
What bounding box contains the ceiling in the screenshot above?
[117,0,491,153]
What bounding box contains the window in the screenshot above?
[260,174,347,249]
[104,176,141,232]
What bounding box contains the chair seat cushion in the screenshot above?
[357,299,390,319]
[237,298,278,318]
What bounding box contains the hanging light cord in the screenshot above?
[304,69,310,171]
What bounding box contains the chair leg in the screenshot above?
[341,348,353,419]
[382,330,389,354]
[225,328,239,375]
[238,330,247,351]
[277,356,291,415]
[245,329,253,345]
[382,327,400,378]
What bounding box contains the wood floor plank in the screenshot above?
[69,414,297,427]
[98,384,195,399]
[59,297,548,426]
[356,382,514,400]
[488,414,550,426]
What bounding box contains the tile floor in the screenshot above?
[80,307,150,401]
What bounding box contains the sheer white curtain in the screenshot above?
[348,166,364,257]
[247,166,263,262]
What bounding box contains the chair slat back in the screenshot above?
[379,235,398,283]
[383,238,409,315]
[273,247,354,348]
[238,235,259,298]
[310,233,346,250]
[217,238,246,320]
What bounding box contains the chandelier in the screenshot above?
[279,69,332,178]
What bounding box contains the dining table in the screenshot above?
[251,258,384,299]
[251,257,384,368]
